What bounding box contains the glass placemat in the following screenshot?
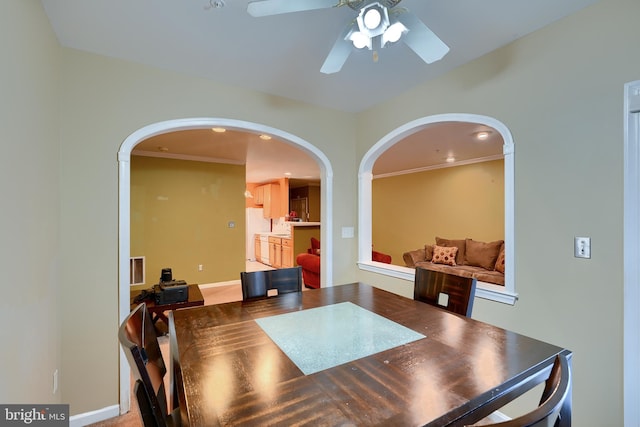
[255,301,425,375]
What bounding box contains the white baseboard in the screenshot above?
[69,404,120,426]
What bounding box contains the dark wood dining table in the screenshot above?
[168,282,571,426]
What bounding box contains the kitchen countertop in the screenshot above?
[258,232,291,238]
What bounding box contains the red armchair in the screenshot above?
[296,239,392,289]
[296,252,321,289]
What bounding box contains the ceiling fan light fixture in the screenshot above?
[381,21,407,46]
[363,8,381,29]
[356,2,389,38]
[349,31,371,49]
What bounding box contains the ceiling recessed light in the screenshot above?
[446,156,455,163]
[475,131,490,140]
[211,127,226,133]
[158,146,169,152]
[284,172,292,177]
[259,134,272,140]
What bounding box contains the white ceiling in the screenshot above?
[133,121,504,183]
[41,0,598,113]
[40,0,596,182]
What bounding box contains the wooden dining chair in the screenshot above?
[119,303,180,427]
[413,267,477,317]
[467,353,571,427]
[240,270,270,300]
[241,266,303,300]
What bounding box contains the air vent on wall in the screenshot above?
[129,256,146,285]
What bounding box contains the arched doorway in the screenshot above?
[117,117,334,413]
[357,113,516,304]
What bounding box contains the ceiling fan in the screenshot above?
[247,0,449,74]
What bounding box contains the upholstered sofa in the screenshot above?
[296,238,392,288]
[403,237,505,286]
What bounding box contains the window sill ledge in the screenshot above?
[357,261,518,305]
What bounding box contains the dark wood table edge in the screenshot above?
[435,349,572,426]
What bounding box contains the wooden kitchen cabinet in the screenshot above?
[269,236,282,268]
[268,236,293,269]
[254,235,262,263]
[251,179,289,219]
[255,183,283,218]
[281,238,293,268]
[254,186,265,205]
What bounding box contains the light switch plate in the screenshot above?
[341,226,354,238]
[574,237,591,259]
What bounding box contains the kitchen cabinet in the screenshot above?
[254,235,262,263]
[269,236,281,268]
[254,186,265,205]
[268,236,293,268]
[281,238,293,268]
[255,183,284,219]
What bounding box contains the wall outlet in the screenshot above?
[574,237,591,259]
[198,264,203,271]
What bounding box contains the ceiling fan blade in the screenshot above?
[396,11,449,64]
[320,24,354,74]
[247,0,340,17]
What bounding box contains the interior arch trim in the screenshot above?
[357,113,515,304]
[117,117,333,414]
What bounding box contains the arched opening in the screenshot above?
[358,113,516,304]
[117,117,334,413]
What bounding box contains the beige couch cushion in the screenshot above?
[435,237,466,265]
[402,244,434,267]
[465,238,504,270]
[494,245,506,273]
[415,262,505,286]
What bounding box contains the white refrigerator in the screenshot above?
[245,208,270,260]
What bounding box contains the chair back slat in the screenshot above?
[241,267,303,300]
[414,268,477,317]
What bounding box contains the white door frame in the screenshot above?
[117,118,333,414]
[623,80,640,427]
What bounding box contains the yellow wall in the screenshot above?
[372,160,504,265]
[130,156,246,286]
